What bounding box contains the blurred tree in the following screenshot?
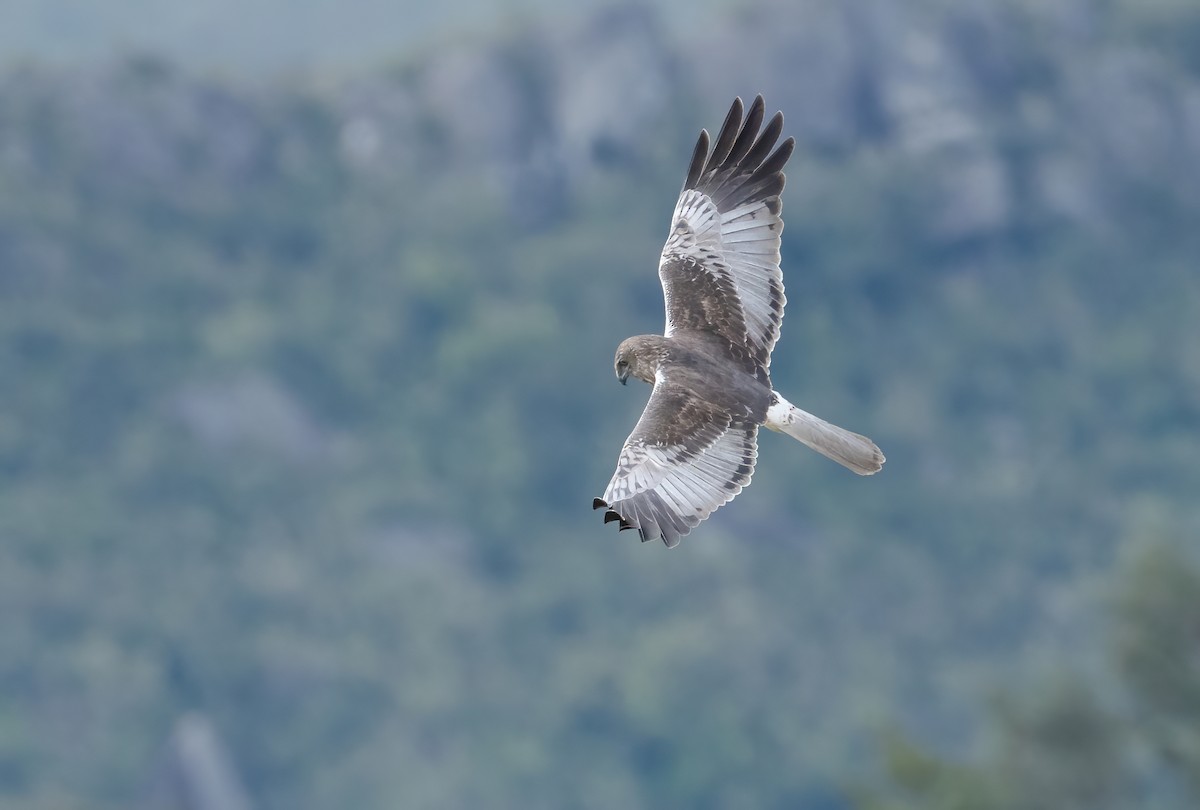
[1112,541,1200,794]
[863,541,1200,810]
[1,1,1199,807]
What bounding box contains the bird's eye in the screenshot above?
[617,360,628,369]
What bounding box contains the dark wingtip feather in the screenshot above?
[742,111,784,170]
[595,485,701,549]
[706,96,745,171]
[683,128,710,191]
[686,96,794,213]
[725,96,766,167]
[754,136,795,182]
[747,95,766,123]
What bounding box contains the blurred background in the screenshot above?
[2,0,1199,808]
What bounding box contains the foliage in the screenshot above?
[0,1,1198,808]
[863,541,1200,810]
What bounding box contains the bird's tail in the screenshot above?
[765,394,885,475]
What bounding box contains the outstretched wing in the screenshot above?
[593,372,758,548]
[659,95,794,370]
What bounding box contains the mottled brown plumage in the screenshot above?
[595,96,885,548]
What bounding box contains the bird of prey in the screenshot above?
[593,95,884,548]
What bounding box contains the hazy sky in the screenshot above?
[0,0,729,76]
[0,0,576,75]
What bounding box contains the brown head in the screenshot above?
[614,335,670,385]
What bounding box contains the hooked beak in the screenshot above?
[617,368,629,385]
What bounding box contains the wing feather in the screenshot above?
[706,97,744,168]
[724,97,765,168]
[682,129,710,191]
[740,111,784,172]
[659,95,794,370]
[594,375,758,548]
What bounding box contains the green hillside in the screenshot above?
[1,1,1198,807]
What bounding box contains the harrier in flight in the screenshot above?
[593,96,884,548]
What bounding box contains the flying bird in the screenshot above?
[593,95,885,548]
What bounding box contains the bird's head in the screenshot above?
[614,336,667,386]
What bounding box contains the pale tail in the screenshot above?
[765,395,885,475]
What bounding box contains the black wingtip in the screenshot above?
[683,129,710,191]
[742,111,784,169]
[724,97,746,133]
[755,136,795,181]
[707,97,745,169]
[726,96,766,167]
[595,500,692,549]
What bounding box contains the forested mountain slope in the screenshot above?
[1,1,1198,807]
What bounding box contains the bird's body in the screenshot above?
[615,333,772,420]
[595,96,884,548]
